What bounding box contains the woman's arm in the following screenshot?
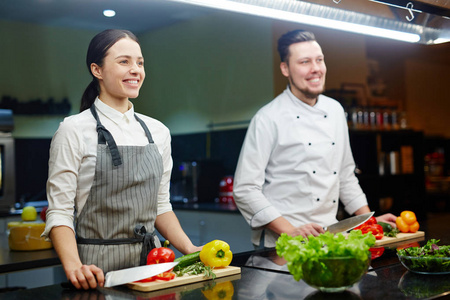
[50,226,104,289]
[155,211,202,255]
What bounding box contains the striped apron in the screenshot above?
[76,105,163,272]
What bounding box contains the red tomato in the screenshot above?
[147,247,175,265]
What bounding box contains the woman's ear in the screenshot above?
[280,62,290,78]
[91,63,103,80]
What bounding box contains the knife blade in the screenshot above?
[104,261,179,287]
[324,212,375,234]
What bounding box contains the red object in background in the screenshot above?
[369,247,385,260]
[40,206,48,222]
[219,176,235,205]
[397,242,421,251]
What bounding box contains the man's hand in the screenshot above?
[376,213,398,229]
[286,223,325,238]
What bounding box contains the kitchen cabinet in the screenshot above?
[349,129,426,220]
[168,209,253,257]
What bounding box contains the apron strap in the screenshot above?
[76,224,157,266]
[134,114,155,144]
[90,105,122,166]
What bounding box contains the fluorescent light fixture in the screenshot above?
[168,0,427,43]
[103,9,116,18]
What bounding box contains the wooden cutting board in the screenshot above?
[374,231,425,246]
[127,266,241,292]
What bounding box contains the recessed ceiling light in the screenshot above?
[103,9,116,17]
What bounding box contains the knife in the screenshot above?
[324,212,375,234]
[104,261,179,287]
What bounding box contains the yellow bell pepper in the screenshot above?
[200,240,233,268]
[201,281,234,300]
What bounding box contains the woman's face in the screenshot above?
[93,37,145,103]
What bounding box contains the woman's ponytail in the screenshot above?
[80,80,98,112]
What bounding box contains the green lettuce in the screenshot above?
[276,231,375,281]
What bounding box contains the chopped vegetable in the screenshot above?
[396,211,420,233]
[276,230,375,281]
[174,261,216,279]
[360,224,384,240]
[146,247,175,265]
[136,271,176,282]
[200,240,233,268]
[354,216,377,230]
[352,216,384,240]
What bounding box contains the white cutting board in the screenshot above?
[127,266,241,292]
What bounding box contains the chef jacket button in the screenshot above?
[324,115,327,118]
[308,142,312,146]
[332,142,335,145]
[334,171,337,174]
[316,198,320,201]
[313,170,316,174]
[333,200,336,203]
[297,116,300,119]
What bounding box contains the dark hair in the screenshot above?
[80,29,140,112]
[277,30,316,63]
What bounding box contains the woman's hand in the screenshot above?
[67,264,105,290]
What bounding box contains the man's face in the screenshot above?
[280,41,326,105]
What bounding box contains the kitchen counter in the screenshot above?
[1,237,449,300]
[0,233,60,274]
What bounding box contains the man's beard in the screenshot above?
[291,81,325,101]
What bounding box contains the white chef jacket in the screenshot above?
[42,98,173,240]
[233,87,368,247]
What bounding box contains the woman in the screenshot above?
[42,29,201,290]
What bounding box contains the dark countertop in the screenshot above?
[2,238,450,300]
[0,233,60,273]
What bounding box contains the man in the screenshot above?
[233,30,396,248]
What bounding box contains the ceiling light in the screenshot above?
[167,0,448,44]
[103,9,116,18]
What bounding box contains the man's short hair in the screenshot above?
[277,30,316,63]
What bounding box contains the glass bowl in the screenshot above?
[397,254,450,274]
[300,256,371,293]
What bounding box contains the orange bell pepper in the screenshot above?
[396,211,419,233]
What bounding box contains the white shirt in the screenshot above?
[233,88,368,247]
[42,98,173,239]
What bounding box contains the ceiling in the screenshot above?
[0,0,216,34]
[0,0,448,41]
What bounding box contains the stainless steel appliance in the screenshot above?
[0,109,15,213]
